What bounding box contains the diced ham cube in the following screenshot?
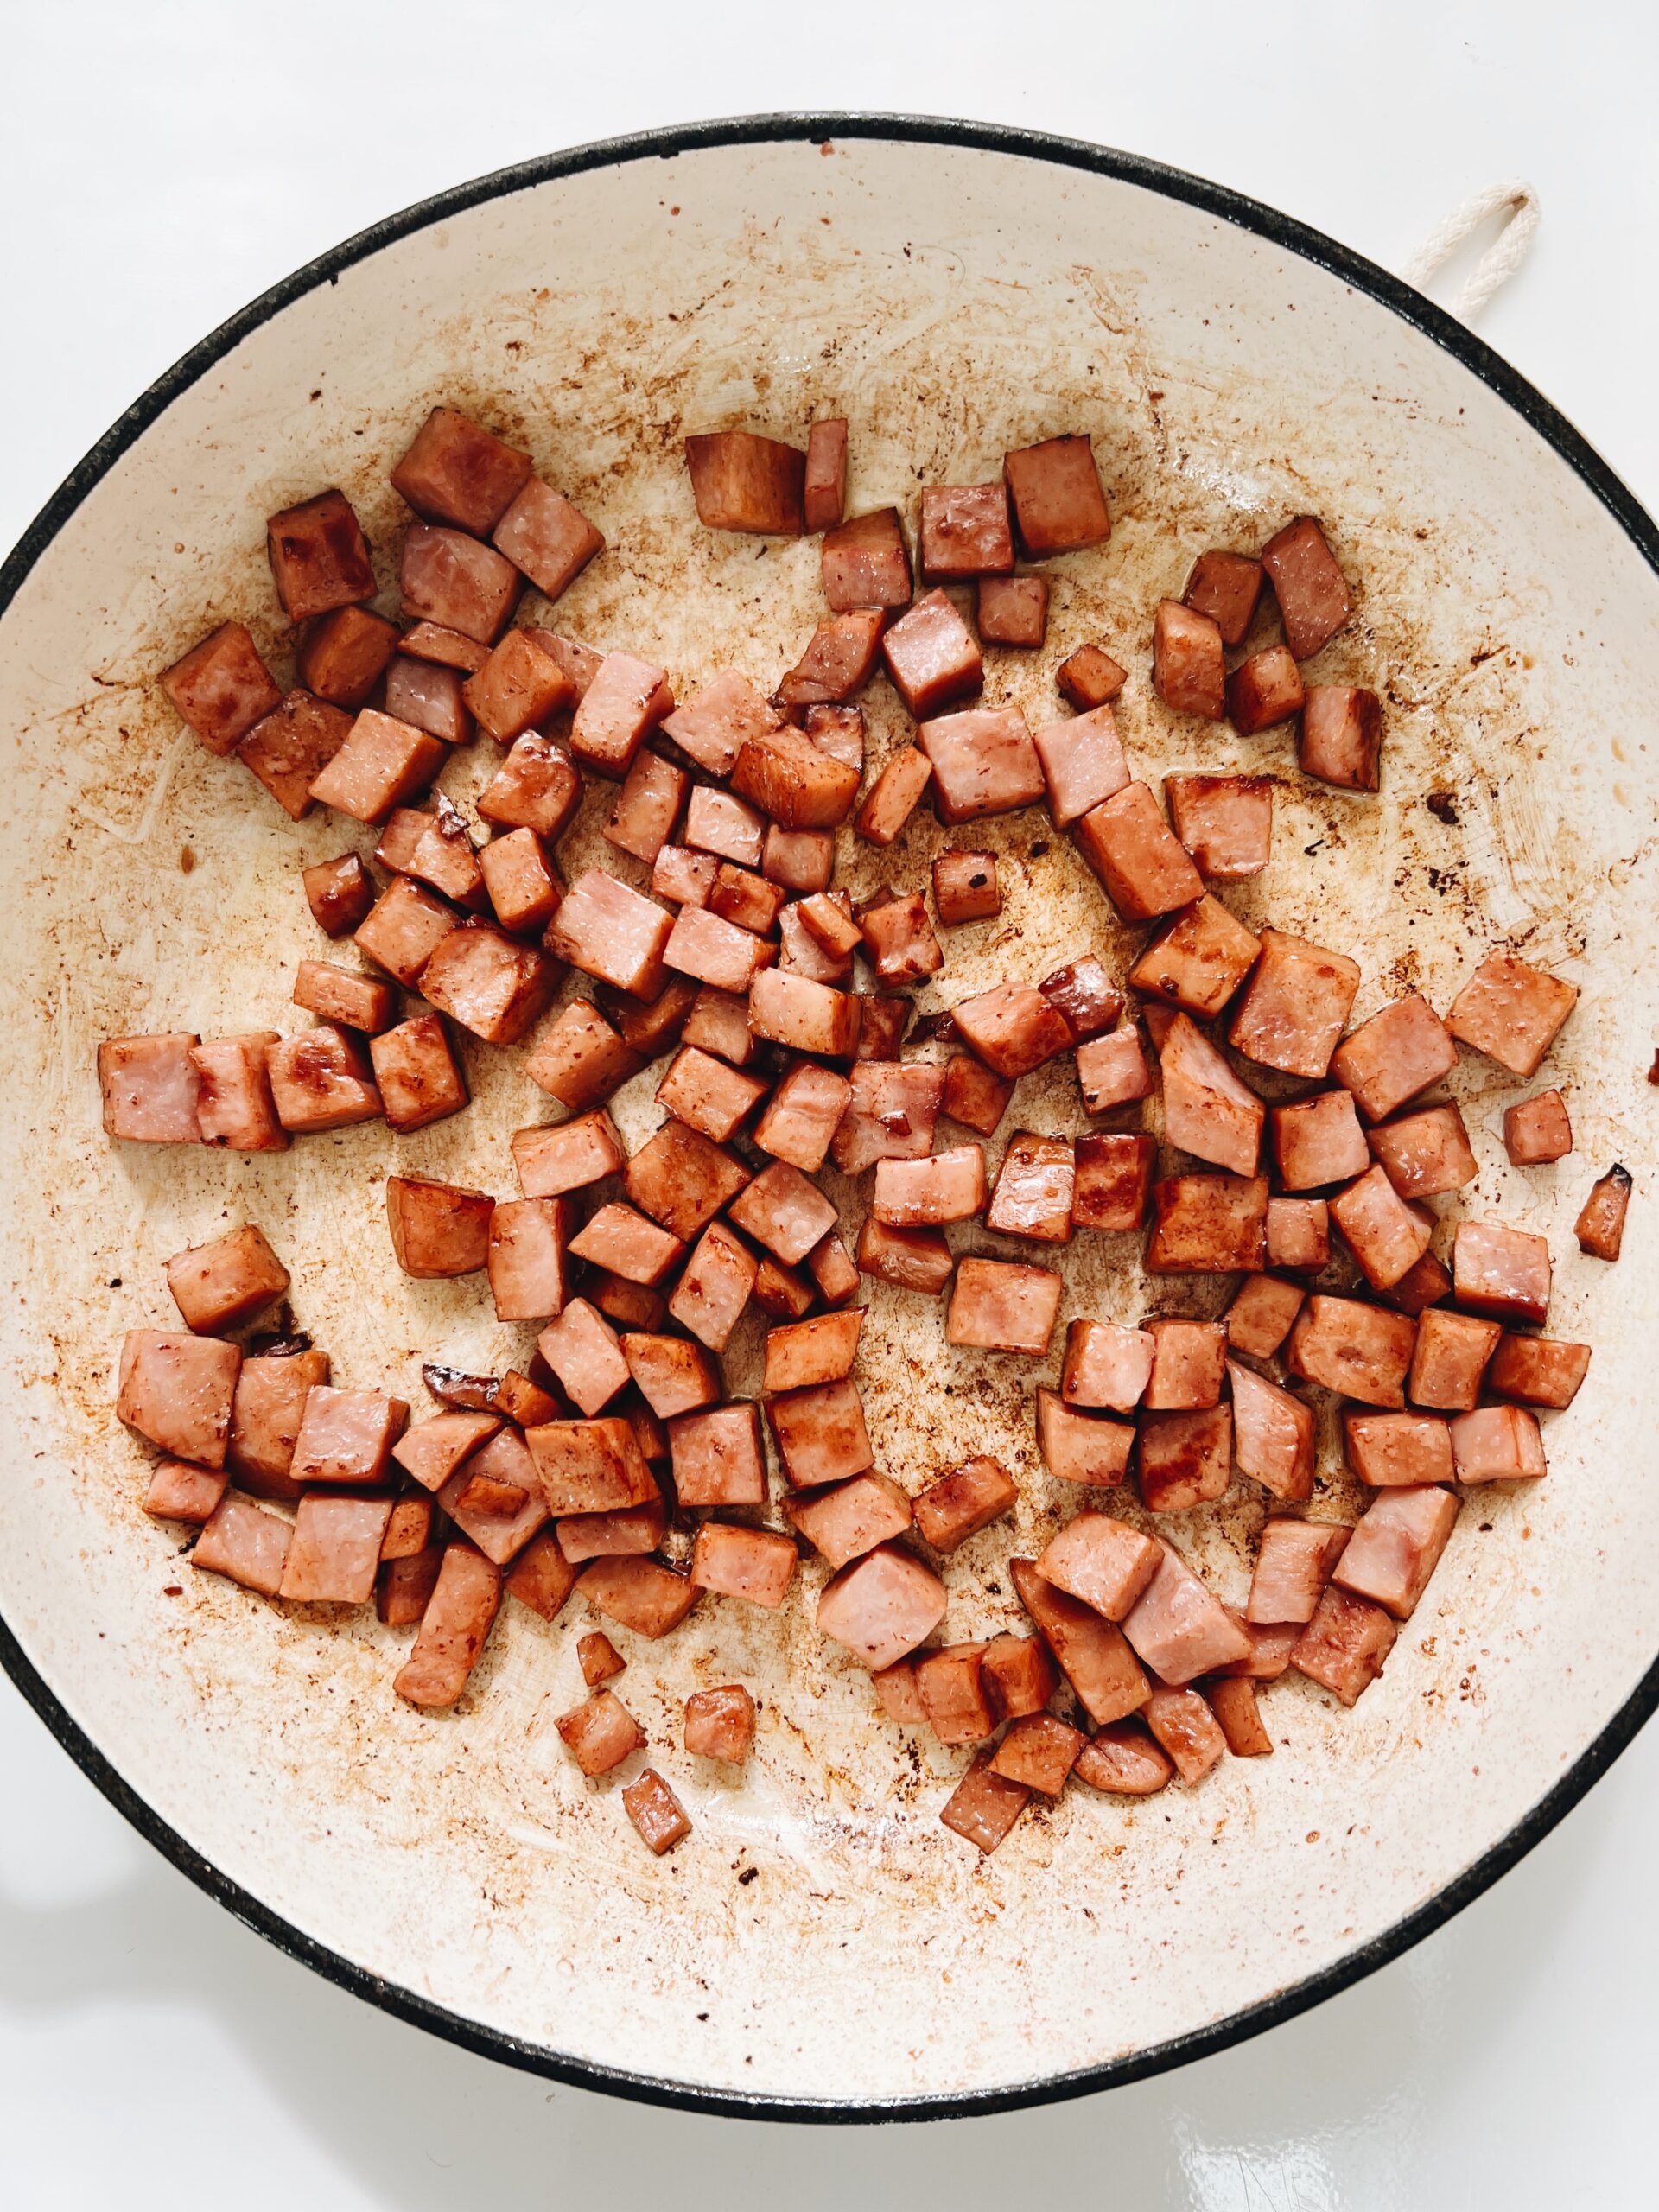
[1073,1723,1173,1796]
[1035,1389,1135,1486]
[690,1522,798,1609]
[624,1120,751,1241]
[526,1415,656,1516]
[940,1759,1029,1853]
[1300,686,1382,790]
[753,1255,813,1319]
[544,871,672,998]
[681,984,759,1067]
[419,924,556,1046]
[860,892,943,985]
[721,1161,834,1268]
[1368,1103,1478,1200]
[1260,515,1352,659]
[353,877,457,988]
[1009,1557,1149,1724]
[394,1546,502,1707]
[1271,1089,1371,1192]
[1164,772,1273,880]
[1329,1163,1433,1290]
[385,656,473,743]
[163,1224,288,1336]
[668,1220,758,1350]
[1503,1088,1573,1166]
[1062,1319,1154,1413]
[226,1349,328,1499]
[684,1683,756,1764]
[118,1332,240,1467]
[576,1631,626,1686]
[787,1474,912,1569]
[652,1046,765,1146]
[496,1370,563,1426]
[1332,993,1459,1122]
[666,1401,766,1507]
[1447,1403,1547,1484]
[569,652,672,778]
[190,1491,292,1599]
[914,706,1044,826]
[1153,600,1224,719]
[399,620,490,673]
[1183,549,1262,645]
[307,709,445,825]
[753,1060,852,1173]
[235,690,353,820]
[569,1203,684,1287]
[1121,1539,1251,1682]
[1286,1294,1415,1406]
[399,525,519,643]
[980,1631,1060,1719]
[945,1257,1062,1355]
[293,959,397,1034]
[1230,928,1361,1080]
[952,983,1073,1079]
[620,1769,691,1854]
[912,1456,1017,1552]
[1076,1030,1154,1117]
[461,627,575,743]
[279,1492,395,1605]
[531,632,603,699]
[927,850,1000,931]
[1406,1309,1501,1412]
[533,1299,627,1416]
[1377,1249,1454,1316]
[684,429,805,533]
[1227,1359,1315,1502]
[289,1385,407,1487]
[1036,1513,1161,1620]
[1128,898,1262,1021]
[1289,1582,1396,1705]
[477,731,583,840]
[264,487,375,622]
[1002,434,1111,554]
[652,843,718,908]
[798,416,849,533]
[767,1376,874,1489]
[1057,642,1128,710]
[1575,1164,1633,1262]
[491,477,603,601]
[1038,955,1125,1044]
[748,968,861,1058]
[1072,1132,1157,1233]
[479,828,563,936]
[880,588,982,718]
[1446,950,1579,1077]
[761,1308,862,1396]
[822,507,912,611]
[391,407,531,533]
[1263,1195,1327,1273]
[761,825,836,894]
[266,1025,382,1132]
[976,575,1048,648]
[732,723,861,830]
[1076,782,1205,922]
[1452,1220,1552,1325]
[663,905,770,993]
[1333,1484,1459,1618]
[595,972,699,1059]
[618,1334,720,1423]
[915,1646,995,1746]
[817,1543,947,1669]
[775,609,887,708]
[873,1145,988,1228]
[1224,1274,1305,1359]
[1247,1519,1351,1624]
[682,786,764,870]
[579,1556,699,1639]
[392,1409,503,1494]
[984,1131,1075,1241]
[1486,1334,1591,1410]
[188,1034,285,1154]
[1212,1676,1279,1758]
[161,621,283,753]
[940,1053,1014,1136]
[919,482,1014,580]
[1146,1173,1268,1272]
[143,1457,229,1524]
[523,1001,639,1112]
[989,1713,1086,1794]
[486,1194,571,1320]
[302,854,376,940]
[1216,1619,1301,1681]
[1137,1403,1232,1510]
[1141,1319,1225,1412]
[1141,1685,1227,1783]
[662,672,783,778]
[856,1216,955,1294]
[1159,1014,1264,1177]
[556,1688,645,1777]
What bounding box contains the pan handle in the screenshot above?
[1402,181,1541,321]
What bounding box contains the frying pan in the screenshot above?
[1,116,1656,2122]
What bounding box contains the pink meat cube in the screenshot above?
[556,1688,645,1777]
[1230,927,1361,1079]
[1576,1165,1634,1262]
[732,724,861,830]
[1146,1173,1269,1272]
[1009,1558,1149,1724]
[292,959,397,1035]
[873,1144,988,1227]
[683,785,765,869]
[523,1001,640,1110]
[1486,1334,1592,1410]
[527,1417,657,1516]
[160,621,283,754]
[1261,515,1352,659]
[945,1257,1062,1355]
[664,1400,764,1508]
[1248,1519,1352,1624]
[1224,1274,1305,1359]
[1057,643,1128,709]
[385,655,473,743]
[1286,1294,1415,1406]
[817,1543,947,1670]
[1062,1319,1154,1412]
[802,416,849,532]
[1153,600,1224,719]
[1128,897,1262,1020]
[652,844,718,908]
[787,1474,912,1568]
[264,488,375,621]
[941,1054,1014,1135]
[766,1376,874,1488]
[852,748,932,849]
[1266,1196,1329,1273]
[822,507,912,611]
[1002,434,1111,555]
[394,1545,502,1707]
[1300,686,1383,790]
[918,482,1014,580]
[99,1033,203,1145]
[1503,1088,1573,1166]
[1367,1102,1478,1201]
[918,706,1044,824]
[1407,1309,1502,1412]
[118,1332,240,1467]
[683,1682,756,1764]
[289,1385,407,1488]
[1271,1089,1370,1189]
[762,825,836,894]
[663,905,771,992]
[754,1060,851,1172]
[1137,1404,1232,1511]
[880,589,982,718]
[1121,1539,1251,1682]
[307,709,445,824]
[859,892,942,985]
[1076,1029,1154,1116]
[143,1458,229,1525]
[1183,549,1263,645]
[1447,952,1578,1077]
[1143,1319,1226,1412]
[477,731,583,840]
[279,1492,396,1605]
[399,525,519,643]
[491,477,604,601]
[569,1203,684,1287]
[1159,1014,1264,1177]
[393,1409,502,1493]
[684,430,805,533]
[915,1644,998,1746]
[532,1299,626,1416]
[748,968,861,1058]
[486,1195,571,1320]
[912,1456,1017,1552]
[655,1045,766,1144]
[984,1131,1075,1242]
[1036,1389,1135,1485]
[479,827,563,936]
[1449,1404,1547,1484]
[1073,1723,1173,1796]
[1333,1484,1459,1618]
[979,1630,1059,1719]
[724,1160,836,1267]
[391,407,531,532]
[1141,1685,1228,1783]
[1076,783,1205,922]
[681,984,759,1066]
[302,853,376,939]
[1164,772,1273,878]
[762,1308,862,1395]
[976,575,1048,648]
[461,628,575,743]
[1073,1132,1157,1232]
[1332,993,1459,1121]
[417,924,556,1046]
[1225,644,1304,735]
[1031,704,1131,830]
[1290,1584,1395,1706]
[266,1026,382,1132]
[226,1349,329,1498]
[1329,1163,1434,1290]
[661,671,782,779]
[569,652,672,778]
[774,609,886,707]
[989,1712,1087,1795]
[579,1557,699,1641]
[856,1217,954,1294]
[621,1769,692,1854]
[1453,1220,1552,1325]
[620,1334,721,1424]
[238,690,354,820]
[952,983,1072,1079]
[544,870,672,998]
[667,1220,758,1350]
[690,1522,798,1610]
[191,1492,292,1599]
[624,1121,750,1239]
[163,1225,288,1335]
[1038,956,1123,1043]
[1036,1513,1161,1620]
[931,849,1001,928]
[1228,1359,1315,1501]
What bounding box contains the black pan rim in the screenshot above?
[3,108,1656,2127]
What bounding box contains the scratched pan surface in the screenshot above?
[1,118,1656,2119]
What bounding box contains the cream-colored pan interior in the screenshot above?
[1,130,1655,2110]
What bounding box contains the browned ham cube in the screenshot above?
[976,575,1048,648]
[1286,1294,1415,1405]
[1027,703,1129,832]
[233,690,351,821]
[1260,515,1352,659]
[461,627,574,742]
[940,1759,1030,1853]
[1447,951,1578,1077]
[760,1309,862,1397]
[266,1025,383,1132]
[1138,1403,1232,1511]
[544,870,672,998]
[1153,599,1225,719]
[753,1061,851,1173]
[798,416,849,533]
[556,1688,645,1777]
[1146,1173,1268,1272]
[1183,549,1262,645]
[1332,992,1458,1122]
[224,1348,328,1500]
[486,1195,571,1319]
[690,1522,798,1610]
[496,1370,563,1426]
[1160,1014,1265,1177]
[391,407,531,532]
[1381,1253,1452,1325]
[353,879,455,990]
[520,1001,636,1111]
[1062,1319,1154,1412]
[679,788,762,872]
[1073,1132,1157,1233]
[918,482,1013,581]
[1121,1539,1250,1682]
[532,1299,626,1416]
[161,621,283,753]
[653,844,718,907]
[856,1217,954,1294]
[787,1474,912,1568]
[775,609,887,707]
[1076,1031,1153,1118]
[1057,642,1127,710]
[662,904,769,993]
[580,1556,699,1640]
[753,1256,813,1319]
[1141,1685,1228,1783]
[945,1256,1062,1354]
[492,477,603,601]
[187,1034,283,1154]
[394,1545,502,1707]
[1036,1513,1161,1620]
[1076,782,1205,921]
[118,1332,240,1467]
[1271,1089,1368,1191]
[1230,927,1360,1079]
[953,983,1072,1078]
[652,1046,763,1146]
[880,588,982,718]
[400,524,519,642]
[917,705,1044,825]
[912,1456,1016,1552]
[143,1458,228,1525]
[597,970,699,1058]
[1225,645,1304,735]
[290,1386,407,1487]
[913,1644,995,1745]
[1003,434,1110,555]
[1217,1620,1302,1681]
[1266,1197,1329,1273]
[1503,1088,1573,1166]
[684,1683,756,1764]
[1576,1164,1633,1261]
[684,429,805,533]
[569,652,672,778]
[981,1131,1072,1241]
[624,1120,751,1240]
[292,959,397,1035]
[925,852,999,935]
[477,731,583,840]
[577,1631,626,1687]
[666,1401,766,1507]
[278,1492,395,1605]
[873,1144,988,1227]
[1449,1403,1547,1484]
[767,1376,874,1488]
[858,892,941,985]
[1224,1274,1305,1359]
[822,507,912,611]
[1452,1220,1551,1324]
[479,827,563,935]
[1365,1103,1476,1203]
[1010,1557,1150,1723]
[618,1334,720,1423]
[1329,1164,1433,1291]
[662,671,782,779]
[307,709,445,825]
[1073,1723,1173,1796]
[392,1409,502,1493]
[163,1225,288,1337]
[748,969,861,1059]
[1407,1309,1501,1413]
[722,1161,834,1268]
[1128,899,1262,1023]
[191,1491,292,1599]
[978,1632,1059,1720]
[1300,685,1383,791]
[1486,1333,1591,1409]
[1248,1519,1352,1624]
[668,1220,758,1350]
[302,854,376,939]
[528,1416,657,1516]
[841,741,928,846]
[569,1204,684,1287]
[621,1768,692,1854]
[732,723,860,830]
[419,924,555,1046]
[1333,1484,1459,1618]
[827,1065,944,1176]
[1164,772,1273,879]
[1035,1390,1135,1485]
[940,1053,1015,1136]
[1231,1360,1317,1501]
[385,655,474,742]
[265,487,375,621]
[1141,1319,1225,1411]
[761,825,835,894]
[817,1543,947,1669]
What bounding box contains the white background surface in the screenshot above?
[4,5,1656,2204]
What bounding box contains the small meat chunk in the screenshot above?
[1329,1164,1433,1291]
[953,982,1073,1079]
[625,1121,751,1241]
[684,429,805,533]
[486,1194,572,1319]
[1076,1031,1154,1119]
[1300,685,1383,791]
[143,1458,228,1524]
[1270,1089,1370,1191]
[290,1386,408,1485]
[821,507,912,611]
[569,652,673,778]
[1142,1686,1227,1783]
[1033,705,1128,827]
[463,628,575,741]
[766,1376,874,1490]
[477,731,583,841]
[986,1131,1075,1241]
[400,525,519,643]
[238,690,354,820]
[667,1221,757,1351]
[392,1409,503,1493]
[1267,1196,1329,1273]
[544,869,672,997]
[302,854,376,939]
[762,1308,862,1394]
[990,1713,1087,1795]
[523,1002,639,1111]
[786,1475,912,1569]
[1575,1165,1633,1262]
[1146,1319,1227,1411]
[1035,1514,1161,1620]
[1225,644,1304,735]
[294,960,397,1034]
[874,1144,988,1228]
[733,723,860,830]
[775,609,887,707]
[353,877,457,988]
[1075,783,1205,922]
[1073,1724,1173,1796]
[940,1759,1030,1854]
[1407,1309,1502,1412]
[1289,1584,1395,1706]
[1230,928,1360,1079]
[1247,1519,1352,1625]
[1485,1333,1591,1409]
[308,709,445,824]
[1160,1014,1264,1176]
[491,478,604,602]
[1333,1484,1459,1618]
[1260,515,1352,659]
[557,1689,645,1777]
[912,1456,1017,1552]
[1035,1390,1135,1486]
[1368,1103,1478,1200]
[621,1769,692,1854]
[980,1631,1059,1719]
[941,1053,1015,1135]
[1183,549,1262,645]
[280,1492,395,1605]
[1130,897,1262,1020]
[748,969,861,1059]
[1009,1558,1149,1724]
[1057,642,1127,709]
[919,482,1013,580]
[1145,1173,1268,1273]
[1447,952,1578,1077]
[391,407,532,532]
[945,1257,1062,1356]
[856,1217,954,1295]
[1503,1089,1573,1166]
[1139,1404,1233,1512]
[917,706,1045,824]
[817,1544,947,1670]
[265,488,375,621]
[690,1522,798,1610]
[1120,1540,1251,1683]
[667,1401,766,1507]
[1448,1404,1547,1484]
[684,1684,756,1764]
[1002,434,1111,555]
[191,1492,292,1599]
[163,1224,289,1335]
[1063,1319,1154,1412]
[1285,1294,1415,1406]
[161,621,283,754]
[99,1033,203,1145]
[1153,600,1224,719]
[1165,772,1273,879]
[859,892,944,985]
[880,589,982,719]
[118,1332,240,1467]
[1332,994,1459,1122]
[1223,1274,1305,1359]
[1452,1220,1552,1325]
[976,575,1048,647]
[1227,1360,1315,1502]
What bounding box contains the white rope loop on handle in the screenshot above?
[1402,180,1541,322]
